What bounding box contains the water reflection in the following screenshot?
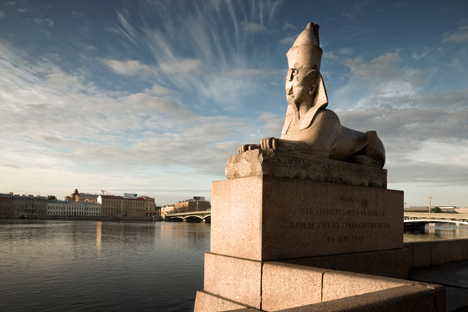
[97,221,102,255]
[0,219,210,312]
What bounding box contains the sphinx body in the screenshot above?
[238,22,385,168]
[276,105,385,167]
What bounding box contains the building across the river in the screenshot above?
[0,193,14,216]
[98,195,151,217]
[12,194,47,216]
[47,200,101,216]
[65,189,99,202]
[140,196,160,216]
[162,196,211,215]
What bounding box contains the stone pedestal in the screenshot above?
[195,151,407,311]
[211,175,403,261]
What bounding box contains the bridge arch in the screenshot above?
[185,215,204,222]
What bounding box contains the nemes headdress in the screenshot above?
[286,22,323,70]
[282,22,329,133]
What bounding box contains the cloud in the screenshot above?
[27,17,54,26]
[85,45,96,51]
[123,93,191,119]
[224,68,266,79]
[442,25,468,43]
[104,27,119,33]
[47,72,82,89]
[411,47,433,60]
[98,58,156,76]
[283,22,297,30]
[240,21,268,33]
[280,35,296,45]
[338,48,354,55]
[159,58,203,74]
[144,85,174,96]
[344,53,402,80]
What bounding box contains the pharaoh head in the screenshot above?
[285,22,327,108]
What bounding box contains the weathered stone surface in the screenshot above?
[404,242,414,270]
[269,285,443,312]
[431,239,468,265]
[322,270,408,302]
[262,262,324,311]
[193,291,251,312]
[211,175,403,261]
[203,253,262,309]
[226,149,387,188]
[412,241,432,268]
[281,248,408,279]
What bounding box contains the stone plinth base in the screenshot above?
[194,290,251,312]
[281,248,409,279]
[195,253,442,312]
[211,175,403,261]
[225,150,387,189]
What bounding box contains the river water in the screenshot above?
[1,220,467,312]
[0,220,209,312]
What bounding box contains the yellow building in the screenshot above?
[172,196,211,214]
[65,189,99,202]
[97,195,147,217]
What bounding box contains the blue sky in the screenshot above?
[1,0,467,206]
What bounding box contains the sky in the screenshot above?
[1,0,467,207]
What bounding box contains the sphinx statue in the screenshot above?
[238,22,385,168]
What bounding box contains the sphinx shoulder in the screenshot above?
[314,108,341,124]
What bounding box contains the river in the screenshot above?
[1,219,467,312]
[0,219,209,312]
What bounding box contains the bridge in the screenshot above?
[164,210,211,223]
[404,213,468,231]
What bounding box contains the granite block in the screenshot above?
[203,253,262,309]
[322,270,409,301]
[431,239,468,265]
[424,283,446,312]
[225,150,387,189]
[271,285,439,312]
[262,262,324,311]
[211,175,403,261]
[194,291,251,312]
[404,242,414,269]
[211,176,263,261]
[413,241,432,268]
[281,248,408,279]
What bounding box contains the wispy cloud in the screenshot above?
[97,58,157,77]
[104,27,119,33]
[160,58,203,74]
[241,21,268,33]
[442,25,468,43]
[27,17,54,26]
[280,34,296,45]
[283,22,296,30]
[345,53,402,80]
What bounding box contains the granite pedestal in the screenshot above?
[195,151,408,311]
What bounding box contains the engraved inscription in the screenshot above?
[291,222,390,230]
[328,235,365,242]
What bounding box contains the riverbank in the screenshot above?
[0,215,164,222]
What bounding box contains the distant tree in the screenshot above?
[430,207,442,213]
[47,195,57,201]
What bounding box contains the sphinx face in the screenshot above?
[285,68,317,105]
